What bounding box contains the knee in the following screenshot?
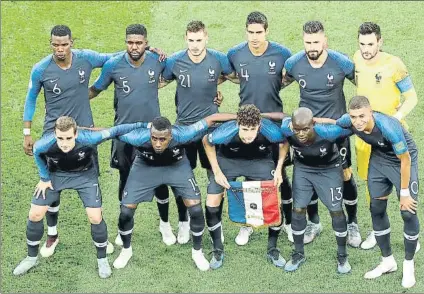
[370,199,388,216]
[343,168,352,181]
[120,205,136,221]
[293,207,306,215]
[330,210,345,218]
[87,213,103,224]
[184,198,201,208]
[400,210,416,223]
[29,206,47,222]
[188,203,203,219]
[206,194,223,207]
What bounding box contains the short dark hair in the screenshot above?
[51,25,72,38]
[349,96,371,110]
[152,117,172,132]
[237,104,261,127]
[303,21,324,34]
[126,24,147,37]
[358,22,381,40]
[186,20,206,34]
[55,116,77,134]
[246,11,268,30]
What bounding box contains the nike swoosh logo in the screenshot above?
[240,63,247,67]
[298,74,305,78]
[119,76,127,80]
[179,69,188,73]
[50,78,59,83]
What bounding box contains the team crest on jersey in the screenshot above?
[375,72,382,84]
[208,67,216,82]
[172,148,180,156]
[78,151,86,160]
[319,147,327,157]
[326,73,334,87]
[78,69,86,84]
[268,61,276,75]
[148,69,156,84]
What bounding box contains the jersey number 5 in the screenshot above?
[122,80,131,94]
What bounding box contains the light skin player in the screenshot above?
[13,116,145,278]
[352,22,418,250]
[282,21,360,247]
[226,11,294,246]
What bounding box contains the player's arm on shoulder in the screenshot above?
[78,122,148,145]
[392,57,417,120]
[316,124,353,142]
[335,114,352,128]
[261,112,286,122]
[260,119,285,143]
[81,49,124,68]
[204,113,237,126]
[118,128,149,147]
[89,58,117,99]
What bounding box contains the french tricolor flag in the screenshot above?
[227,180,281,227]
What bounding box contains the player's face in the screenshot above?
[55,128,77,153]
[126,34,148,61]
[238,124,260,144]
[50,35,73,61]
[358,33,381,60]
[349,107,373,132]
[303,32,326,61]
[292,120,314,144]
[185,30,208,56]
[246,24,268,49]
[151,129,172,154]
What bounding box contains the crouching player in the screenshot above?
[202,104,289,270]
[113,113,236,271]
[266,108,352,273]
[13,116,145,278]
[336,96,419,288]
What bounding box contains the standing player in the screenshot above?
[112,113,236,271]
[22,25,121,258]
[226,11,293,245]
[353,22,418,250]
[265,108,352,273]
[202,104,288,269]
[335,96,419,288]
[162,20,234,242]
[13,116,145,278]
[89,24,186,247]
[282,21,361,247]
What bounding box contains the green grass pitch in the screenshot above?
[1,1,424,293]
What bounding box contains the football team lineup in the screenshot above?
[3,3,421,292]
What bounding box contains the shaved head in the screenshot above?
[292,107,315,144]
[292,107,313,126]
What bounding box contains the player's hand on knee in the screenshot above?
[343,168,352,181]
[400,193,418,214]
[273,172,283,188]
[23,135,34,156]
[214,91,224,106]
[34,180,54,200]
[215,171,230,189]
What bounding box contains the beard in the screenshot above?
[306,49,324,61]
[128,50,143,61]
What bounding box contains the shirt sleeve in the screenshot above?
[392,57,414,93]
[77,122,147,145]
[118,128,151,147]
[33,133,56,181]
[280,117,294,137]
[375,114,409,155]
[328,50,355,82]
[23,65,44,121]
[162,53,179,81]
[335,114,352,128]
[210,50,233,75]
[260,119,285,143]
[79,49,124,68]
[92,57,118,91]
[315,124,353,142]
[173,119,209,145]
[207,121,239,145]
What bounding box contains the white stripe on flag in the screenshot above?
[243,181,264,227]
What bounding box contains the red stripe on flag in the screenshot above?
[261,181,281,226]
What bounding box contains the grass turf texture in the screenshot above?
[1,1,424,293]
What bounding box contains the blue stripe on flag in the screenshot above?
[227,181,246,224]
